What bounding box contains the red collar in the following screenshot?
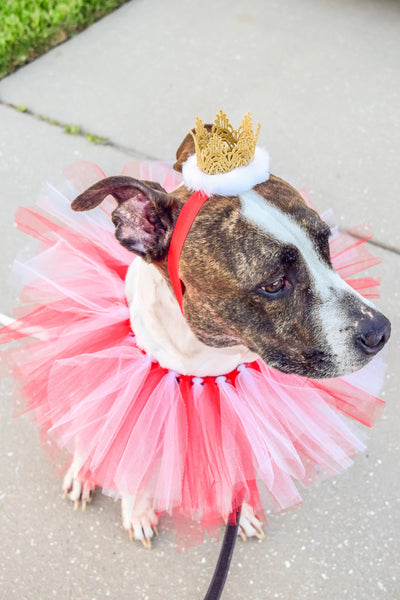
[167,191,209,313]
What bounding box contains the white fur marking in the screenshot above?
[238,503,265,541]
[126,259,258,376]
[121,495,159,547]
[62,454,94,508]
[240,189,373,373]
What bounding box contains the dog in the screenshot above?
[60,125,390,548]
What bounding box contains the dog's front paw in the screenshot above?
[62,459,95,511]
[121,495,159,549]
[238,503,265,542]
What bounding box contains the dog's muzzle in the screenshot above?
[355,313,391,356]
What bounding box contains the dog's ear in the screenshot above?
[72,176,181,262]
[174,124,213,172]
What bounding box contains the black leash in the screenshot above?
[203,505,242,600]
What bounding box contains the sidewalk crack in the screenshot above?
[0,99,158,160]
[2,100,399,257]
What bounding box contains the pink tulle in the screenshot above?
[1,162,386,537]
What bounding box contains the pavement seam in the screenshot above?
[360,237,400,256]
[0,99,158,160]
[2,100,399,257]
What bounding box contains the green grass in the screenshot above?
[0,0,129,79]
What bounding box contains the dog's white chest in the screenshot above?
[125,259,258,376]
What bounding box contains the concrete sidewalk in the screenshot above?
[1,1,399,598]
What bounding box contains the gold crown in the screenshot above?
[190,110,260,175]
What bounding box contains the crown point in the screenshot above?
[191,111,260,176]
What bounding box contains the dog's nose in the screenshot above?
[356,313,391,355]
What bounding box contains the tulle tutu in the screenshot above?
[1,161,386,536]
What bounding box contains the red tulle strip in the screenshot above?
[0,164,387,536]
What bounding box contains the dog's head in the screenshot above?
[72,133,390,379]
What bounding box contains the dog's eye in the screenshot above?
[261,277,285,294]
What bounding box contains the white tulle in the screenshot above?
[1,160,387,539]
